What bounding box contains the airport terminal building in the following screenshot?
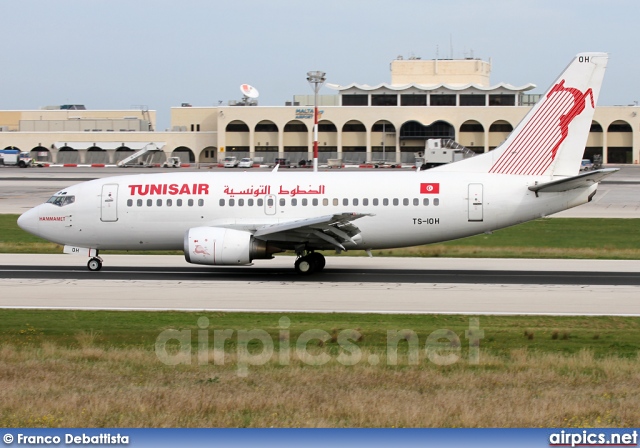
[1,56,638,166]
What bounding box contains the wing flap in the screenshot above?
[254,212,373,248]
[528,168,618,193]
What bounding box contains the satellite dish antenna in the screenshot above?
[240,84,259,99]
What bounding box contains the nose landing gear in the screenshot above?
[294,251,326,275]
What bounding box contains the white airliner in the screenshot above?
[18,53,616,274]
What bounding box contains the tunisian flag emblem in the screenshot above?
[420,183,440,194]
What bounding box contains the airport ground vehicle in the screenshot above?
[419,139,475,169]
[580,159,594,171]
[0,149,33,168]
[273,158,290,167]
[592,154,603,170]
[238,158,253,168]
[162,157,182,168]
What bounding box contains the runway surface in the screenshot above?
[2,255,639,315]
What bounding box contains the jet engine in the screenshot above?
[184,227,278,266]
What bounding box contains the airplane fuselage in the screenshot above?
[21,170,595,252]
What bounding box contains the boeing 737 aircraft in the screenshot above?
[18,53,615,274]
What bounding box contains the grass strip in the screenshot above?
[2,309,640,358]
[1,310,640,427]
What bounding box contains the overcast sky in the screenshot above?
[2,0,638,130]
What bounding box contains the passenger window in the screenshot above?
[353,198,359,206]
[219,199,225,206]
[373,198,379,206]
[188,199,194,207]
[279,198,285,206]
[267,198,273,207]
[322,198,328,206]
[393,199,399,206]
[257,199,264,206]
[333,198,338,206]
[413,198,419,206]
[434,198,439,206]
[137,199,143,207]
[198,199,204,207]
[167,199,172,207]
[403,198,409,206]
[292,198,297,206]
[248,199,254,206]
[343,198,349,206]
[363,198,369,206]
[177,199,182,207]
[229,199,235,207]
[147,199,152,207]
[156,199,162,207]
[302,198,308,206]
[383,198,389,206]
[423,198,429,206]
[238,199,244,206]
[312,198,318,206]
[127,199,133,207]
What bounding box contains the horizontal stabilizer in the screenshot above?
[528,168,618,193]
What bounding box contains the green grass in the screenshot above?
[2,309,639,359]
[2,213,639,258]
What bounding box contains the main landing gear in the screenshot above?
[294,252,326,275]
[87,256,103,271]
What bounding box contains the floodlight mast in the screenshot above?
[306,71,326,172]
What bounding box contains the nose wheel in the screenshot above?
[294,252,325,275]
[87,257,103,271]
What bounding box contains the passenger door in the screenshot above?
[101,184,119,222]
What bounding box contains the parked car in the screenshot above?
[580,158,594,171]
[223,156,239,168]
[238,157,253,168]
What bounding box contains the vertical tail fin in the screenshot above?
[488,52,607,177]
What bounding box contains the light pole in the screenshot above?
[307,70,326,172]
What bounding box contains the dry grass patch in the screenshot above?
[1,343,640,427]
[367,245,640,260]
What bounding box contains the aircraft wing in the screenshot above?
[528,168,618,193]
[253,212,373,250]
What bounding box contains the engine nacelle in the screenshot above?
[184,227,276,266]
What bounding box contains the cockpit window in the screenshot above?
[46,195,75,207]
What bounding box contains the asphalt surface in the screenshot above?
[1,256,639,315]
[1,263,639,286]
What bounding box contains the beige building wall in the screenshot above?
[171,107,218,132]
[390,58,492,86]
[211,104,638,164]
[1,104,638,165]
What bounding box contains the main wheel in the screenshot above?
[308,252,326,271]
[294,256,316,275]
[87,258,102,271]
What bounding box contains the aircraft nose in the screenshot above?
[17,207,39,235]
